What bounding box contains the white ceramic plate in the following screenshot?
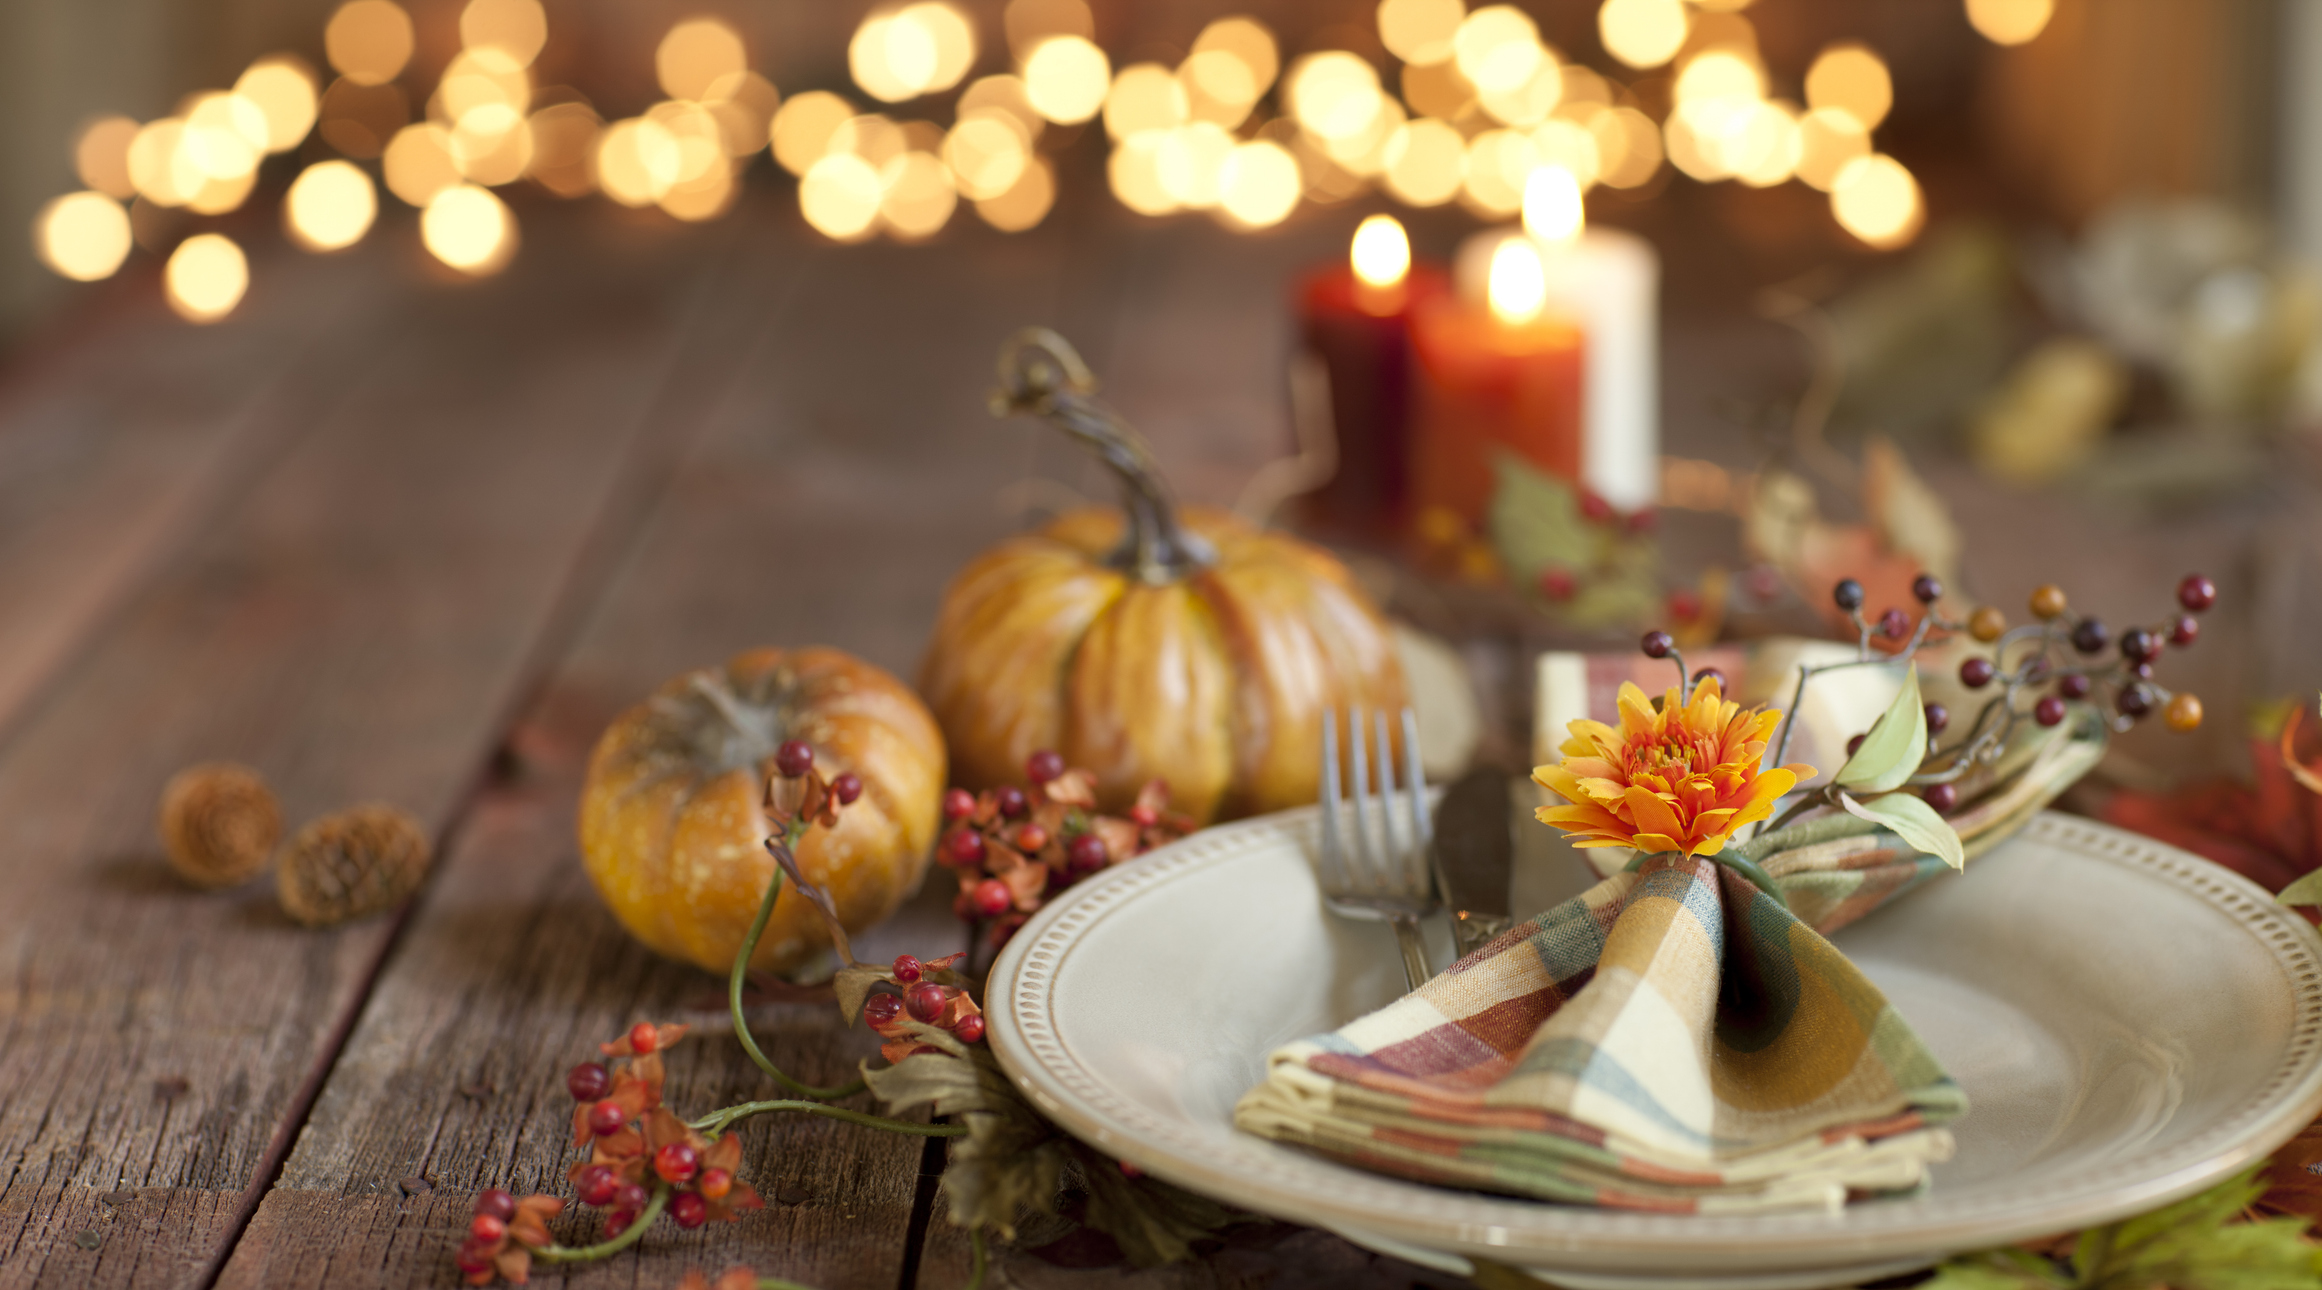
[988,810,2322,1288]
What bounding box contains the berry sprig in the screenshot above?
[454,1189,566,1285]
[937,750,1194,962]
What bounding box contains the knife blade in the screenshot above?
[1431,767,1514,958]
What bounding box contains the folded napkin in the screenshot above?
[1234,718,2104,1214]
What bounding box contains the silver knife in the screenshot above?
[1431,768,1514,959]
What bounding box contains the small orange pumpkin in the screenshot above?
[919,330,1407,824]
[579,647,944,975]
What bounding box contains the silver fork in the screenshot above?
[1318,706,1436,990]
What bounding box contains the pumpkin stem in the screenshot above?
[991,327,1215,584]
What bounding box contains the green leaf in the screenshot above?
[832,964,891,1027]
[1485,454,1660,630]
[1929,1165,2322,1290]
[1840,789,1966,871]
[1836,664,1928,793]
[1917,1247,2071,1290]
[2280,869,2322,909]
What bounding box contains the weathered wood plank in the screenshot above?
[0,211,776,1290]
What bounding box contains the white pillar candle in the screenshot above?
[1453,226,1661,513]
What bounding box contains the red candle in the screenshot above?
[1295,215,1446,538]
[1409,236,1585,527]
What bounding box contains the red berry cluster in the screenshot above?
[454,1189,564,1285]
[1953,576,2213,743]
[936,750,1193,954]
[562,1021,761,1241]
[861,950,987,1061]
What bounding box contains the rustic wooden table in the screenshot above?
[0,184,2308,1290]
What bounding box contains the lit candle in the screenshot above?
[1410,224,1586,526]
[1293,214,1448,537]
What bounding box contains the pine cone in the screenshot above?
[158,762,282,889]
[276,804,432,927]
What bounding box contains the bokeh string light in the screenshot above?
[34,0,1937,320]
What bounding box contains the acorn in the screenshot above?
[276,804,433,927]
[158,762,282,889]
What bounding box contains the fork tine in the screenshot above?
[1346,705,1376,889]
[1319,708,1347,891]
[1401,706,1430,852]
[1371,707,1406,892]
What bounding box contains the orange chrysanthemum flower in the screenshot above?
[1533,676,1815,858]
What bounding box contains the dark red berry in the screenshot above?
[457,1240,496,1273]
[1846,733,1867,757]
[2129,661,2152,679]
[628,1022,657,1055]
[1579,491,1614,523]
[1912,573,1943,604]
[2058,673,2092,699]
[671,1191,708,1230]
[1924,782,1958,814]
[1833,578,1865,612]
[576,1164,620,1207]
[906,981,949,1022]
[1128,804,1159,828]
[587,1099,627,1138]
[474,1188,517,1222]
[2118,685,2153,718]
[946,828,986,866]
[1640,630,1673,659]
[654,1142,699,1184]
[970,877,1011,919]
[1026,750,1066,783]
[831,772,863,805]
[603,1209,636,1239]
[892,954,923,983]
[2035,696,2067,727]
[1960,657,1996,689]
[995,785,1029,818]
[1879,608,1909,639]
[1539,567,1578,601]
[864,992,902,1026]
[567,1062,610,1102]
[1694,667,1726,692]
[1665,586,1702,621]
[2169,614,2199,648]
[1923,702,1949,734]
[2178,573,2216,612]
[2071,618,2109,654]
[941,788,976,821]
[774,739,815,778]
[2120,627,2160,664]
[1067,834,1109,874]
[953,1013,986,1043]
[613,1183,649,1214]
[471,1213,507,1243]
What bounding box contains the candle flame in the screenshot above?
[1350,213,1410,289]
[1487,234,1546,324]
[1522,164,1584,245]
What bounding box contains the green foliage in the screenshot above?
[2278,869,2322,909]
[1835,664,1927,794]
[1841,788,1966,871]
[1486,455,1659,629]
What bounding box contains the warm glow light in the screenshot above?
[800,152,885,239]
[1462,129,1536,215]
[1378,0,1465,66]
[1733,101,1801,186]
[1181,51,1257,127]
[186,170,258,217]
[1531,117,1601,188]
[1804,44,1892,132]
[1191,17,1279,96]
[944,112,1030,199]
[1321,93,1403,176]
[1831,153,1922,248]
[660,159,736,222]
[1022,35,1110,124]
[1350,213,1410,288]
[1108,132,1176,215]
[1794,106,1869,190]
[235,57,320,152]
[1288,52,1386,142]
[1522,164,1584,244]
[284,159,377,250]
[1675,50,1763,110]
[74,117,139,199]
[421,183,515,272]
[1402,60,1476,120]
[645,101,727,186]
[383,123,460,205]
[1104,63,1188,141]
[1478,60,1563,128]
[1487,234,1545,324]
[1004,0,1093,59]
[958,76,1044,141]
[658,18,747,101]
[326,0,415,87]
[1591,104,1663,187]
[438,49,531,123]
[1381,117,1465,206]
[881,150,957,238]
[183,94,266,180]
[461,0,547,66]
[527,102,601,196]
[127,120,194,207]
[1156,121,1234,208]
[165,233,247,322]
[976,155,1054,230]
[595,118,681,206]
[34,192,132,281]
[1217,139,1299,227]
[831,114,908,168]
[1598,0,1688,69]
[771,91,856,175]
[704,72,779,155]
[319,78,409,158]
[852,4,976,103]
[909,3,978,93]
[1453,6,1543,95]
[450,106,534,185]
[1965,0,2054,45]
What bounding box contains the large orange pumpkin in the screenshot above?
[579,647,945,975]
[919,330,1408,824]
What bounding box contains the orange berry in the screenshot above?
[2029,584,2067,620]
[1968,606,2006,642]
[2165,693,2203,732]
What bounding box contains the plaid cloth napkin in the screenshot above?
[1234,718,2104,1215]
